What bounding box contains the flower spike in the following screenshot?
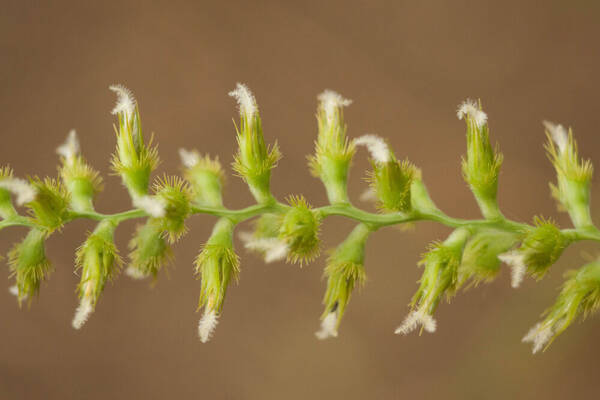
[2,84,600,355]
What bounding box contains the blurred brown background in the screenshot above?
[2,1,600,399]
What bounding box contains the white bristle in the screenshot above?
[315,312,338,340]
[229,83,258,118]
[457,99,487,128]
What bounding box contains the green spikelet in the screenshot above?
[8,228,52,305]
[127,219,172,280]
[26,177,70,232]
[152,175,192,243]
[278,195,321,265]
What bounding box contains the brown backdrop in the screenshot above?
[2,1,600,399]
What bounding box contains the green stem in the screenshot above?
[317,204,528,232]
[0,216,36,230]
[2,194,598,248]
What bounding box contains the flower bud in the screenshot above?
[57,130,103,212]
[109,85,159,200]
[239,213,288,263]
[544,121,593,228]
[0,167,18,218]
[126,219,172,280]
[499,217,570,287]
[371,160,418,213]
[523,261,600,353]
[308,90,355,204]
[179,148,224,208]
[229,83,280,203]
[316,223,370,339]
[73,220,122,329]
[396,228,468,335]
[195,218,240,343]
[354,134,418,213]
[457,99,503,219]
[278,196,321,265]
[459,228,519,285]
[27,177,70,232]
[152,176,192,243]
[8,228,52,305]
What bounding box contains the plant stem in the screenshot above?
[3,192,598,248]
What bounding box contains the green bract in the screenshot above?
[127,219,172,280]
[308,91,355,204]
[520,217,570,279]
[412,229,468,313]
[232,114,280,203]
[524,261,600,353]
[459,229,519,285]
[369,158,417,213]
[182,151,225,208]
[459,100,503,219]
[152,175,192,243]
[75,220,122,308]
[111,107,159,198]
[195,218,239,313]
[319,223,370,337]
[395,229,469,335]
[230,84,280,204]
[0,166,17,218]
[27,177,70,232]
[60,155,102,210]
[278,196,321,264]
[545,123,593,229]
[8,228,52,305]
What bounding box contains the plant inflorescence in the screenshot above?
[2,84,600,353]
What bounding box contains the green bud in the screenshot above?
[73,220,122,329]
[458,99,503,219]
[317,223,370,339]
[523,261,600,353]
[152,176,192,243]
[126,219,172,280]
[57,130,103,213]
[109,85,159,199]
[278,196,321,265]
[396,228,469,335]
[513,217,570,280]
[8,228,52,305]
[229,84,280,203]
[459,228,518,285]
[0,166,18,219]
[27,177,70,232]
[180,149,225,208]
[354,134,422,213]
[522,218,570,277]
[545,122,593,228]
[308,90,355,204]
[195,218,239,342]
[369,158,417,213]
